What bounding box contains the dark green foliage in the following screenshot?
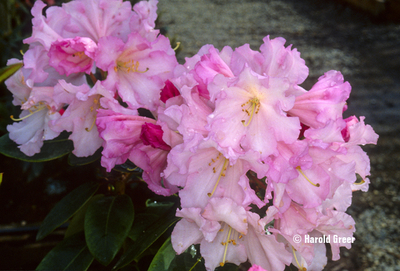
[0,132,74,162]
[36,182,100,241]
[36,233,94,271]
[85,195,134,265]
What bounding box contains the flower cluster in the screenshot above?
[5,0,378,270]
[6,0,177,157]
[163,40,378,270]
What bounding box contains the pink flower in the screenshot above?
[5,61,64,156]
[7,109,61,156]
[23,0,68,49]
[160,80,180,103]
[260,36,309,86]
[130,0,160,41]
[48,37,97,76]
[288,70,351,129]
[51,81,113,157]
[140,122,171,151]
[207,67,300,160]
[96,110,179,196]
[95,33,178,110]
[61,0,133,42]
[171,198,291,271]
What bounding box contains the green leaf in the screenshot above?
[128,201,174,242]
[0,62,22,83]
[0,132,74,162]
[36,233,94,271]
[68,147,103,166]
[85,194,134,266]
[113,206,179,270]
[36,182,99,241]
[64,194,105,239]
[168,246,205,271]
[148,237,176,271]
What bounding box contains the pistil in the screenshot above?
[10,104,47,121]
[292,246,307,271]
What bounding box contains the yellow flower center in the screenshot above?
[114,60,148,73]
[241,96,261,127]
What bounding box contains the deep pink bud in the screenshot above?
[140,122,171,151]
[160,80,180,103]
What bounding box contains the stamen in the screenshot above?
[220,226,232,267]
[173,42,181,51]
[292,246,307,271]
[72,51,85,58]
[188,257,202,271]
[208,158,229,197]
[86,95,101,131]
[10,106,46,121]
[114,60,149,73]
[241,97,260,127]
[85,117,97,132]
[296,166,320,187]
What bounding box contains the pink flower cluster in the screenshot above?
[163,40,378,270]
[5,0,378,270]
[6,0,177,156]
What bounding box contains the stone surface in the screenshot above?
[157,0,400,270]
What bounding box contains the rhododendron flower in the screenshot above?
[48,37,97,76]
[95,33,178,110]
[172,197,292,271]
[259,36,308,86]
[23,0,69,50]
[96,109,180,196]
[130,0,160,41]
[61,0,133,42]
[50,81,114,157]
[207,67,300,160]
[5,60,66,156]
[288,70,351,129]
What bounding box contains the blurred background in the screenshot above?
[0,0,399,270]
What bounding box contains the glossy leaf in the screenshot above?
[128,201,174,242]
[68,147,103,166]
[0,62,22,83]
[36,233,94,271]
[36,182,99,241]
[85,195,134,266]
[64,194,105,239]
[0,132,73,162]
[168,246,205,271]
[148,237,176,271]
[113,206,179,270]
